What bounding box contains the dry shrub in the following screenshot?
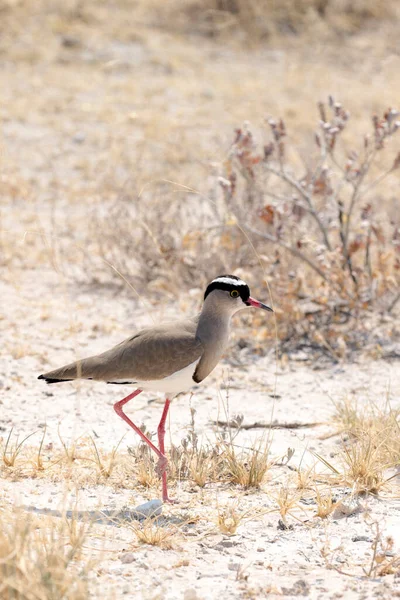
[90,180,239,297]
[138,0,400,39]
[0,505,95,599]
[218,99,400,350]
[91,98,400,356]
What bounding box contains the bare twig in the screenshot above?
[338,200,358,287]
[387,291,400,314]
[343,149,376,247]
[242,224,348,297]
[264,164,332,250]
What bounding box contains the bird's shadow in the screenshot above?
[21,504,184,527]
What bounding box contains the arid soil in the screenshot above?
[2,269,400,599]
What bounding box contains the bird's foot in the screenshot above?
[162,494,179,505]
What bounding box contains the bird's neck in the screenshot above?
[196,305,231,349]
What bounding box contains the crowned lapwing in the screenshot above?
[38,275,273,502]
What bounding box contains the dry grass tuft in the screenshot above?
[216,501,245,535]
[272,479,303,524]
[314,487,335,519]
[90,435,125,480]
[0,416,273,498]
[2,429,37,468]
[169,408,272,490]
[0,430,141,490]
[339,433,386,494]
[295,464,316,491]
[128,516,179,549]
[221,438,271,489]
[0,505,96,599]
[328,396,400,492]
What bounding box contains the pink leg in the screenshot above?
[157,398,174,503]
[113,389,169,501]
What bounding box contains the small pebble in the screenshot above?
[131,499,163,521]
[218,540,235,548]
[120,553,136,564]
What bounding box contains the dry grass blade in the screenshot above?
[58,427,80,464]
[313,433,390,495]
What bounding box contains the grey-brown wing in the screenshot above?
[39,319,203,383]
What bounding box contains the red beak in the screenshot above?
[245,296,273,312]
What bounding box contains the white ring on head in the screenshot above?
[211,276,247,287]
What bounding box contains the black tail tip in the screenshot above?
[38,375,73,384]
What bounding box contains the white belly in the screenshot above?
[133,359,200,396]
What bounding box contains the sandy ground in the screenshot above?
[1,269,400,599]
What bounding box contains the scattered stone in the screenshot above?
[61,35,81,48]
[278,519,294,531]
[218,540,236,548]
[120,552,136,564]
[352,535,371,542]
[130,499,163,521]
[281,579,310,596]
[72,132,86,144]
[333,496,363,518]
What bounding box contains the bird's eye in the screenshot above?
[230,290,239,298]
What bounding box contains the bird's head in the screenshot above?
[203,274,273,316]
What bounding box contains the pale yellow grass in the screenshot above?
[0,504,96,600]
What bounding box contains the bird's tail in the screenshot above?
[38,357,99,384]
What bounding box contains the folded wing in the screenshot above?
[38,319,203,384]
